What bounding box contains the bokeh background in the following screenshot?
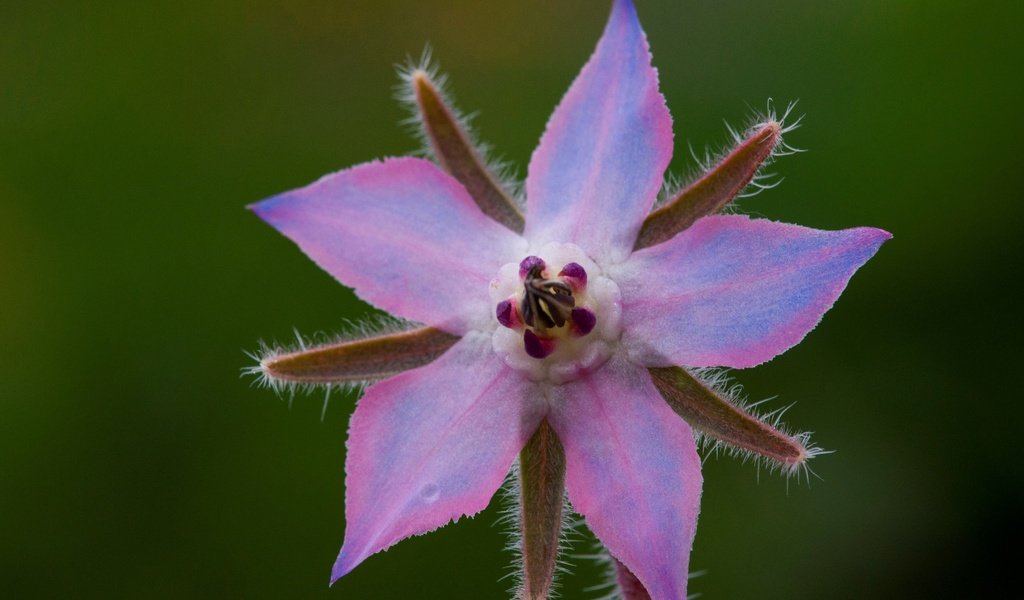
[3,0,1021,597]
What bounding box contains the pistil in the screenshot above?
[521,261,576,331]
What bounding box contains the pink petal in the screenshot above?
[524,0,673,265]
[548,354,701,600]
[613,215,892,368]
[251,158,527,334]
[332,333,544,581]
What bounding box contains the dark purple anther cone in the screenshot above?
[558,262,588,288]
[496,299,515,328]
[523,330,555,359]
[519,255,545,279]
[570,307,596,336]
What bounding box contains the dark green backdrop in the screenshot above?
[2,0,1020,597]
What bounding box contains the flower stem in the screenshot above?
[635,122,780,250]
[518,419,566,600]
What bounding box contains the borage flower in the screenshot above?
[250,1,889,598]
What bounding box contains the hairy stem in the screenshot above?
[412,71,525,233]
[649,366,807,466]
[635,122,781,250]
[519,419,566,600]
[259,326,459,385]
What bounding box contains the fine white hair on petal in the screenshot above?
[497,461,579,599]
[655,97,805,211]
[241,314,423,411]
[394,47,525,210]
[688,367,831,486]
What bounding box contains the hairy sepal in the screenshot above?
[253,325,459,389]
[518,420,567,600]
[399,58,525,233]
[635,121,782,249]
[649,366,814,472]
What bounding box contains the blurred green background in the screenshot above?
[2,0,1020,597]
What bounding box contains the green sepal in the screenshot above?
[259,326,459,385]
[518,419,566,600]
[635,122,781,250]
[649,366,807,467]
[412,71,525,233]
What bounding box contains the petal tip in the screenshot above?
[524,0,671,261]
[612,0,638,19]
[247,192,289,221]
[854,226,893,254]
[872,227,894,242]
[330,547,359,585]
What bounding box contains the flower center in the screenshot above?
[489,242,621,383]
[521,261,576,331]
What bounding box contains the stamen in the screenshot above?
[558,262,587,290]
[519,255,546,279]
[496,299,517,328]
[570,307,596,336]
[523,330,555,359]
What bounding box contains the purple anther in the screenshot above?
[519,255,546,279]
[570,307,597,336]
[496,299,517,328]
[523,330,555,359]
[558,262,588,290]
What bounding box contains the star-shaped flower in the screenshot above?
[250,1,889,598]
